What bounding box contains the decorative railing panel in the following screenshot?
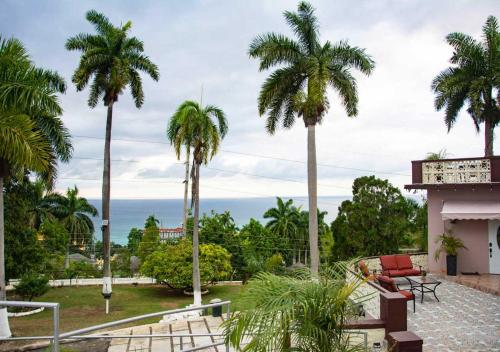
[422,159,491,184]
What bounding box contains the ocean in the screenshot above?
[88,197,349,245]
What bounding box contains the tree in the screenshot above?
[167,100,228,306]
[127,228,143,256]
[144,215,159,229]
[222,264,364,351]
[43,186,97,268]
[66,10,159,298]
[141,238,232,289]
[263,198,299,264]
[137,226,160,262]
[331,176,412,260]
[167,101,197,237]
[0,36,71,336]
[249,2,374,274]
[432,16,500,156]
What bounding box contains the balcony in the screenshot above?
[405,156,500,190]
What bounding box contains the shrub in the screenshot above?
[15,273,49,301]
[265,253,286,275]
[141,238,232,289]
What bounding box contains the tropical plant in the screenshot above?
[66,10,159,295]
[137,226,161,262]
[144,215,160,229]
[167,100,227,305]
[167,101,196,236]
[331,176,413,260]
[425,149,449,160]
[141,238,232,289]
[0,36,71,336]
[249,2,374,274]
[432,16,500,156]
[264,197,300,263]
[434,232,468,261]
[44,186,97,245]
[222,263,365,351]
[14,273,49,302]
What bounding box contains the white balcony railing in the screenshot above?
[422,158,491,184]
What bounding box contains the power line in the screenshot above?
[71,135,410,176]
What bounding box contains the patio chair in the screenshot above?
[380,254,422,278]
[376,275,416,312]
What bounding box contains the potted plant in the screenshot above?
[434,232,467,276]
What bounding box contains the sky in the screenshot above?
[1,0,499,201]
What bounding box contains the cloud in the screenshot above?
[1,0,499,200]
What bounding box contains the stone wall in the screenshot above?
[360,253,428,273]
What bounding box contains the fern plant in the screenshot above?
[434,232,467,261]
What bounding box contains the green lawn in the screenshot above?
[8,284,246,338]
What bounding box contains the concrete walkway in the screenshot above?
[405,276,500,351]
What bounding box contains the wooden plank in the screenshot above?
[125,329,133,352]
[169,324,174,352]
[203,317,219,352]
[187,321,195,347]
[148,326,153,352]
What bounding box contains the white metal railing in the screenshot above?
[0,300,231,352]
[422,158,491,184]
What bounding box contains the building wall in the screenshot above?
[427,186,498,274]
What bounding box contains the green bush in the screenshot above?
[15,273,49,301]
[141,238,232,289]
[65,261,101,280]
[265,253,286,275]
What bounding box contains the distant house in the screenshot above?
[68,253,94,264]
[158,227,184,242]
[405,156,500,274]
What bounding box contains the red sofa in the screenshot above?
[379,254,421,277]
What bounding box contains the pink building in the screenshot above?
[158,227,184,242]
[405,156,500,275]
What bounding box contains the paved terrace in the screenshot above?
[403,276,500,351]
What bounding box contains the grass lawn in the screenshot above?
[7,284,246,338]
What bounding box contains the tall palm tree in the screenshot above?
[263,197,300,263]
[167,101,195,236]
[66,10,159,298]
[249,2,375,274]
[168,100,227,306]
[43,186,98,267]
[432,15,500,156]
[0,36,71,337]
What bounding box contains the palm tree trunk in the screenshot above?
[0,177,11,337]
[192,162,202,306]
[102,102,113,301]
[183,147,190,236]
[307,125,319,274]
[485,117,494,157]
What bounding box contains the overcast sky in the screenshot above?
[1,0,498,201]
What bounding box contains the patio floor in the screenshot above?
[403,275,500,351]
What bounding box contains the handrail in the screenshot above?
[0,300,231,352]
[0,301,60,352]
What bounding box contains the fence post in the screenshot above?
[53,303,60,352]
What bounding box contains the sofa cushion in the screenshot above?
[399,290,414,300]
[401,268,421,276]
[388,269,405,277]
[376,275,398,292]
[380,255,398,270]
[396,255,413,270]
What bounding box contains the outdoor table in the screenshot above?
[405,276,441,303]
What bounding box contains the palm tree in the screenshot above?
[0,36,71,337]
[167,101,195,237]
[249,2,375,274]
[263,197,300,264]
[66,10,159,298]
[43,186,98,267]
[432,16,500,156]
[222,264,365,351]
[168,100,227,306]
